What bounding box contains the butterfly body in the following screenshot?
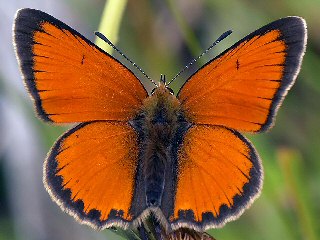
[131,83,185,207]
[129,83,192,223]
[13,8,307,233]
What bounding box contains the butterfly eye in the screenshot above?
[167,87,174,95]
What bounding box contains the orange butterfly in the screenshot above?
[13,8,307,233]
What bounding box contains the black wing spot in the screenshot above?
[81,54,85,64]
[236,59,240,70]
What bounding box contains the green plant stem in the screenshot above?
[95,0,127,53]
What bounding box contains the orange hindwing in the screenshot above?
[44,121,139,229]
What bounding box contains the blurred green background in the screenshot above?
[0,0,319,239]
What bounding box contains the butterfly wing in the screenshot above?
[13,8,148,123]
[171,17,307,231]
[44,121,139,229]
[14,8,148,229]
[171,125,262,231]
[178,17,307,132]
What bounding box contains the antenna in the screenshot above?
[95,32,158,87]
[167,30,233,86]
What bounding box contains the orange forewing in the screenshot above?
[15,11,147,123]
[44,121,138,227]
[178,30,286,132]
[34,22,147,122]
[172,125,262,228]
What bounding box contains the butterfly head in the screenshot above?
[142,76,181,128]
[151,74,174,96]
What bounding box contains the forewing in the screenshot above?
[13,8,147,123]
[178,17,307,132]
[44,121,139,229]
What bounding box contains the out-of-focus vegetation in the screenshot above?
[0,0,319,239]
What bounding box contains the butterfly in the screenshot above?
[13,8,307,233]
